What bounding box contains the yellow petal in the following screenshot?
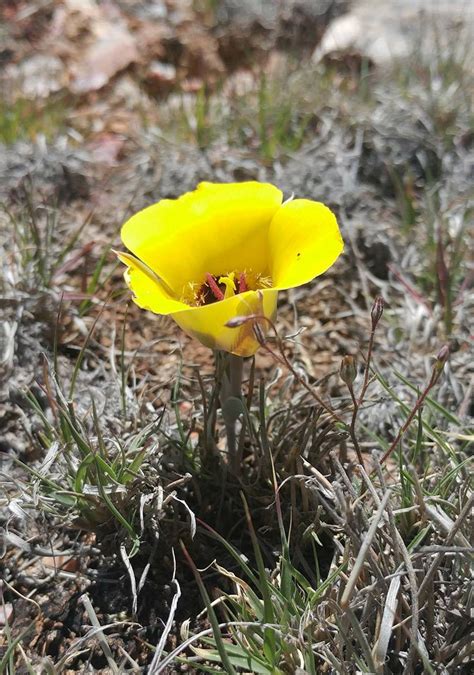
[172,289,278,357]
[121,253,189,314]
[115,251,175,296]
[121,182,283,295]
[268,199,343,290]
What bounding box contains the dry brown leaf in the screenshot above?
[71,23,138,94]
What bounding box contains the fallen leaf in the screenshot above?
[71,24,138,94]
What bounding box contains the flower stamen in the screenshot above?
[238,272,247,293]
[182,270,273,307]
[205,272,225,301]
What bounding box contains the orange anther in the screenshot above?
[205,273,224,300]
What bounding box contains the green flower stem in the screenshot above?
[220,353,244,476]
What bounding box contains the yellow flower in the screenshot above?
[118,182,343,357]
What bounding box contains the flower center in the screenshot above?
[181,270,272,307]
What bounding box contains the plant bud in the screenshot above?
[434,344,450,371]
[371,295,384,329]
[225,315,255,328]
[340,355,357,387]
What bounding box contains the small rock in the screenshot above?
[144,61,177,96]
[313,0,474,66]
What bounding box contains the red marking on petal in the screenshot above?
[205,273,224,301]
[238,272,247,293]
